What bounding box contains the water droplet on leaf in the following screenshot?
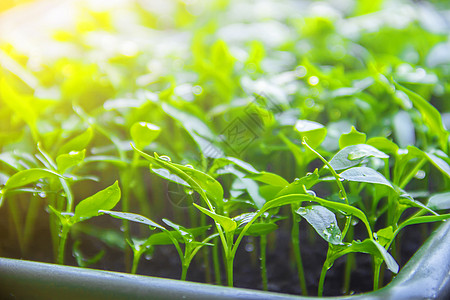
[160,155,171,162]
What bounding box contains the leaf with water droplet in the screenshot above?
[99,210,164,230]
[340,167,394,189]
[56,149,86,174]
[3,168,65,191]
[294,119,327,147]
[130,121,161,150]
[133,146,223,209]
[295,205,343,245]
[58,127,93,156]
[327,238,399,274]
[330,144,388,171]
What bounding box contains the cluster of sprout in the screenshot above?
[1,0,450,296]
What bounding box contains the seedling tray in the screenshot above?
[1,220,449,300]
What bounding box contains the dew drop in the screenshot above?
[120,225,125,232]
[245,243,254,252]
[39,192,47,198]
[69,151,79,155]
[184,164,194,169]
[159,155,171,162]
[293,178,300,185]
[306,190,316,197]
[338,190,346,200]
[322,229,331,239]
[145,254,152,260]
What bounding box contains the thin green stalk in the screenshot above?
[57,224,70,265]
[8,196,24,255]
[302,140,354,240]
[373,260,382,290]
[226,232,234,287]
[343,225,354,294]
[200,212,212,284]
[399,158,426,189]
[291,207,307,295]
[260,235,268,291]
[212,237,222,285]
[226,256,234,287]
[181,264,188,281]
[23,194,42,255]
[131,250,143,274]
[318,263,328,297]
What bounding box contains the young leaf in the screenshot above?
[294,119,327,147]
[99,210,165,230]
[376,226,394,247]
[340,167,394,189]
[258,194,372,237]
[296,205,343,245]
[58,127,93,156]
[133,146,223,209]
[366,137,399,155]
[3,168,65,191]
[275,170,319,197]
[56,150,86,174]
[162,219,194,243]
[329,144,388,171]
[339,126,366,149]
[393,80,449,151]
[236,223,278,236]
[244,171,289,187]
[130,122,161,150]
[407,146,450,179]
[73,181,121,223]
[328,239,399,273]
[427,192,450,210]
[193,203,236,232]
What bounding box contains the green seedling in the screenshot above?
[99,210,214,279]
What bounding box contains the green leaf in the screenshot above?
[58,127,93,156]
[259,194,372,237]
[48,205,73,225]
[329,144,388,171]
[426,153,450,179]
[427,192,450,210]
[244,171,289,187]
[237,223,278,236]
[193,203,236,232]
[407,146,450,179]
[162,219,194,243]
[393,80,449,152]
[99,210,165,230]
[56,149,86,174]
[376,226,394,247]
[294,119,327,148]
[340,167,394,189]
[366,137,399,155]
[296,205,343,245]
[133,146,223,209]
[396,213,450,235]
[339,126,366,149]
[3,168,65,190]
[73,181,121,223]
[328,239,399,273]
[130,122,161,150]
